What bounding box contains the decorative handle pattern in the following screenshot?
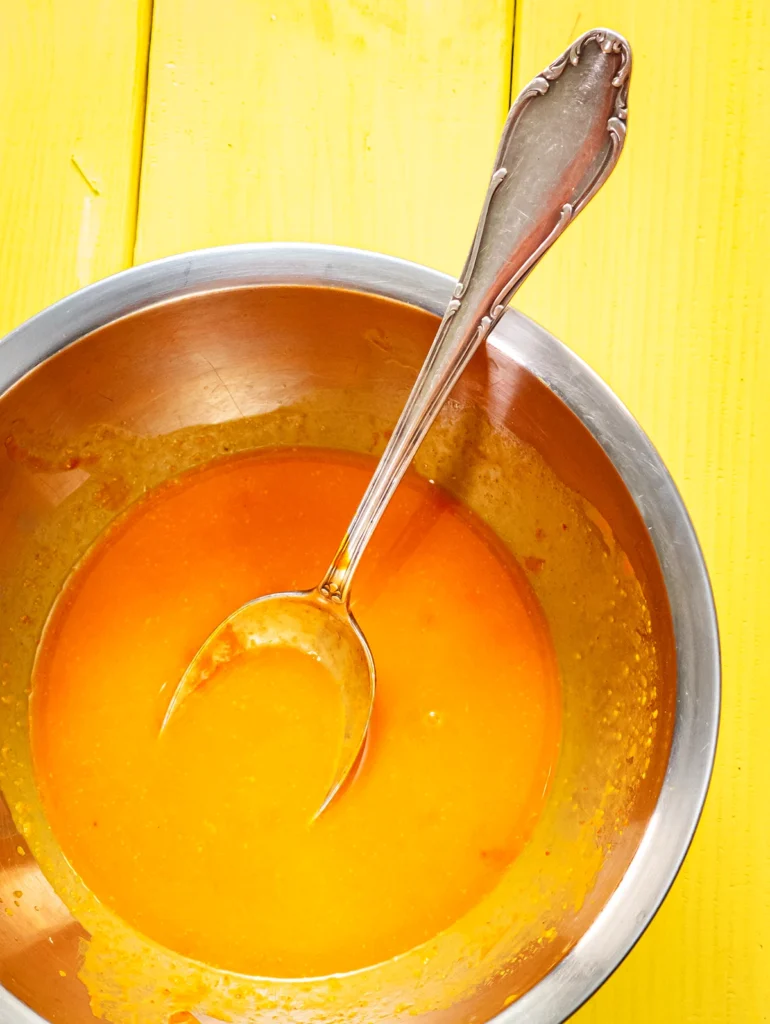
[319,29,632,605]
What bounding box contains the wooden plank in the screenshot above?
[134,0,515,275]
[511,4,770,1022]
[0,1,152,337]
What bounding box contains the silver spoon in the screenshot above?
[161,28,631,815]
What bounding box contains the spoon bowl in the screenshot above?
[161,588,375,814]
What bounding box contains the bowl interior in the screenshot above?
[0,284,675,1023]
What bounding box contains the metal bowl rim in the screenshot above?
[0,242,720,1024]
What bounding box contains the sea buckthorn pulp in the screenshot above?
[31,448,561,977]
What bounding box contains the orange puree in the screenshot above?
[31,448,561,978]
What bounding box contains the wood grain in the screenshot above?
[0,0,152,336]
[511,3,770,1021]
[134,0,515,274]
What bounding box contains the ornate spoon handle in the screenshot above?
[320,29,631,603]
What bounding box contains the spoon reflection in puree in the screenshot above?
[31,448,561,978]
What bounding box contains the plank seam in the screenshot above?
[131,0,156,265]
[508,0,519,108]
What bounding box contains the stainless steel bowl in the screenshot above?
[0,244,719,1024]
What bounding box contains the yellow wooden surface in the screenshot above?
[0,0,151,337]
[511,4,770,1020]
[134,0,514,272]
[4,0,769,1020]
